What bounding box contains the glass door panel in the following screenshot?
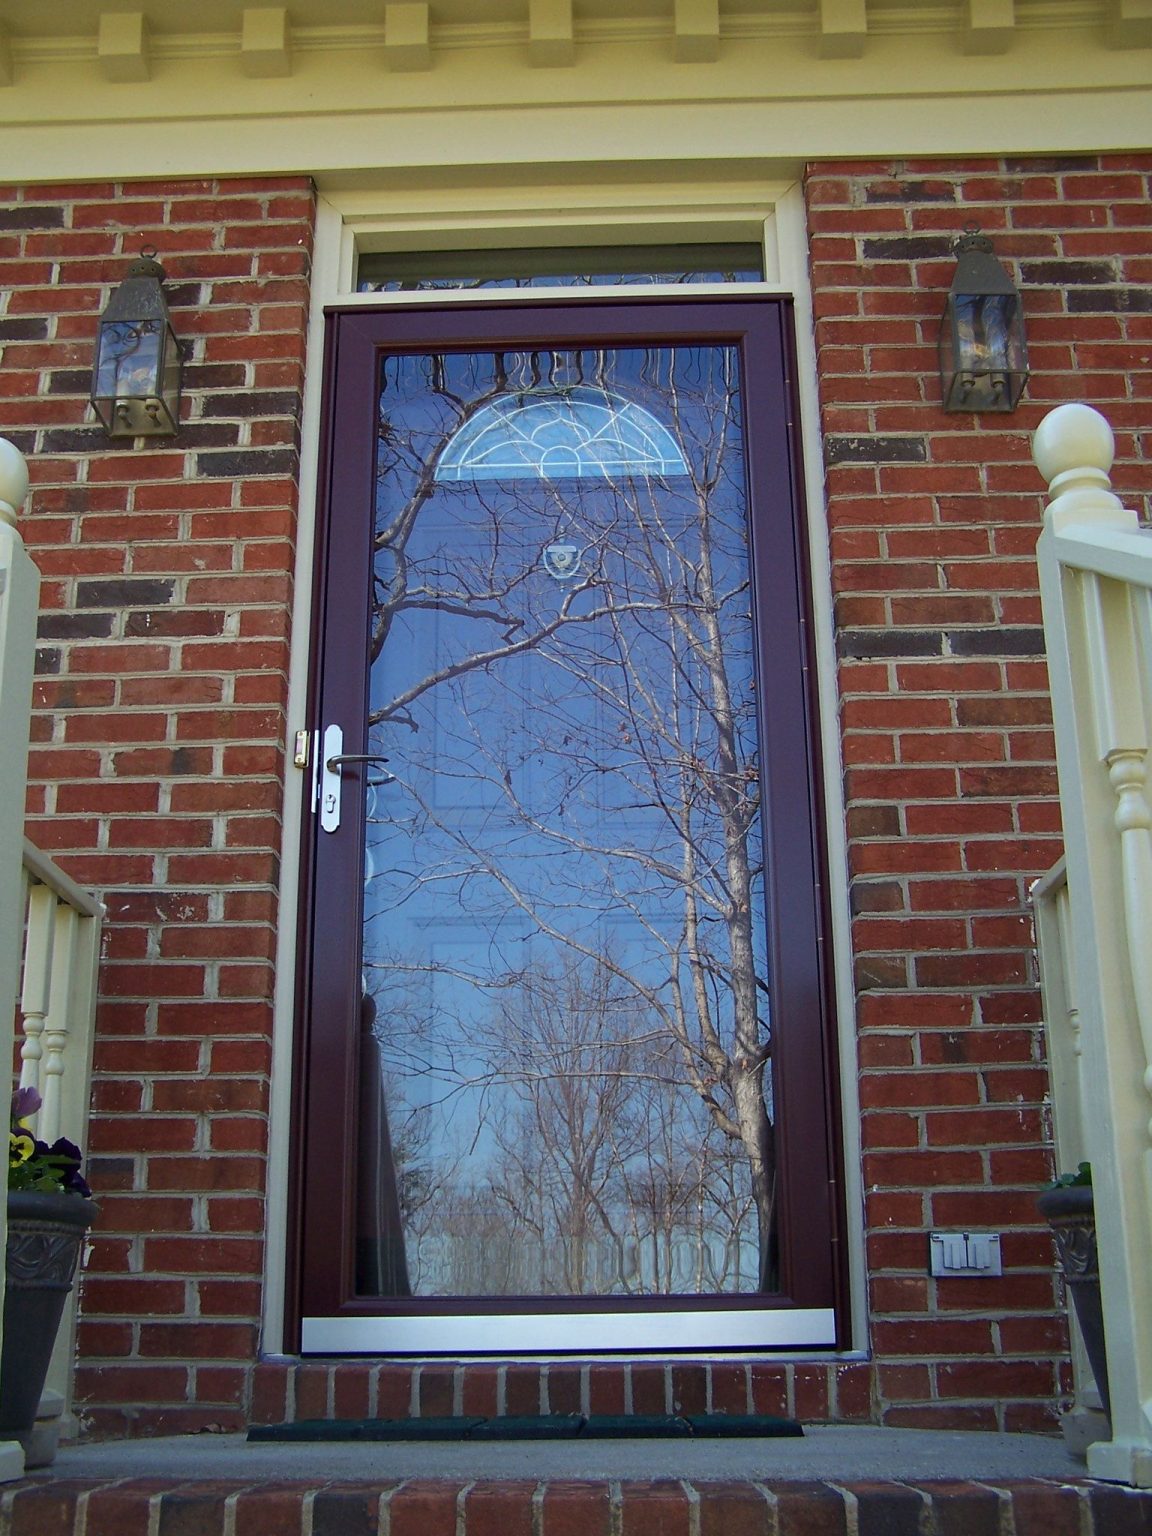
[359,344,774,1300]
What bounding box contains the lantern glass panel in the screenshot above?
[92,315,180,436]
[939,291,1027,413]
[161,329,182,418]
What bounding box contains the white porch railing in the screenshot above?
[0,438,103,1471]
[1030,856,1110,1444]
[17,835,103,1453]
[1032,403,1152,1487]
[0,437,38,1480]
[18,838,103,1150]
[1031,860,1087,1188]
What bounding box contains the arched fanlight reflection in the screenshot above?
[435,384,690,482]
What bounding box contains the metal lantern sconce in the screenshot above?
[938,227,1028,413]
[91,247,182,437]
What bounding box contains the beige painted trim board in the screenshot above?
[3,91,1152,187]
[2,0,1147,184]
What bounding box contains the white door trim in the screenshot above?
[263,180,865,1361]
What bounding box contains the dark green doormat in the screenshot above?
[247,1413,803,1442]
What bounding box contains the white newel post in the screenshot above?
[0,437,38,1482]
[1033,403,1152,1487]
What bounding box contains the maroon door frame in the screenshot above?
[288,296,847,1348]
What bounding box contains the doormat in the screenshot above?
[248,1413,803,1442]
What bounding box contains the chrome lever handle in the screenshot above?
[320,733,395,831]
[327,752,395,786]
[325,752,391,771]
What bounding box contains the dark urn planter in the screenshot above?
[1037,1182,1110,1421]
[0,1191,96,1454]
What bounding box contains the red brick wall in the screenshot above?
[807,152,1152,1429]
[3,155,1151,1439]
[0,175,314,1436]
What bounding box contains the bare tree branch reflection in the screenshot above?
[359,345,777,1296]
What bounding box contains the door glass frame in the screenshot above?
[291,295,846,1354]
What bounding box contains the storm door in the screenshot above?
[295,300,842,1353]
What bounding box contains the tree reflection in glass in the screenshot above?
[358,345,777,1299]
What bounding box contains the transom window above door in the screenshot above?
[357,243,765,292]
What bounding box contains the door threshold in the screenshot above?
[301,1308,837,1354]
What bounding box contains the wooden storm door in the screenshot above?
[294,298,843,1354]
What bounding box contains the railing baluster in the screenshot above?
[58,904,101,1163]
[1108,741,1152,1120]
[1077,568,1152,1135]
[39,903,79,1147]
[1053,882,1081,1061]
[1136,585,1152,710]
[18,883,57,1114]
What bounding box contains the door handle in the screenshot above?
[326,753,395,788]
[319,729,395,832]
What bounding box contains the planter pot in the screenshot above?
[0,1191,96,1461]
[1037,1183,1110,1421]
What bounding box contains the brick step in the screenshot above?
[249,1360,875,1428]
[5,1476,1152,1535]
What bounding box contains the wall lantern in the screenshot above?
[90,247,182,437]
[938,227,1028,413]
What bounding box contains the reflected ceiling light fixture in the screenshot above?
[938,226,1028,413]
[91,246,183,437]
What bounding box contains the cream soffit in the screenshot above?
[0,0,1148,179]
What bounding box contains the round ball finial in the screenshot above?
[0,436,30,521]
[1032,403,1115,490]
